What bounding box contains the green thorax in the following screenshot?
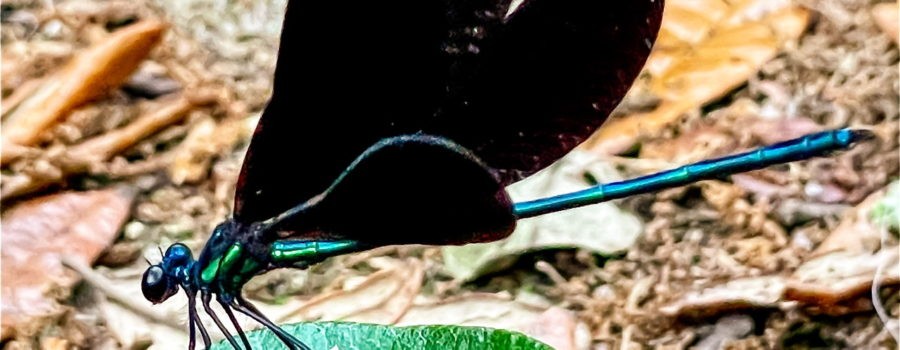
[200,242,264,289]
[199,239,360,290]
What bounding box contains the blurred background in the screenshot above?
[1,0,898,349]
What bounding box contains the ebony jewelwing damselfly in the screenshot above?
[140,0,873,349]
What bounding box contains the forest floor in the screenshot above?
[1,0,898,349]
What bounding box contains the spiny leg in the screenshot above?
[188,292,212,349]
[230,297,310,350]
[201,291,242,349]
[218,297,253,350]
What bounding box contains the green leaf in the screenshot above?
[210,322,554,350]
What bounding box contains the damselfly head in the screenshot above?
[141,243,195,304]
[141,264,179,304]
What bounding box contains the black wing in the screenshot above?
[426,0,664,185]
[234,0,664,237]
[234,0,454,222]
[266,135,517,246]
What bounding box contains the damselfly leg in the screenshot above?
[187,291,212,349]
[230,296,310,350]
[187,295,197,350]
[219,299,253,350]
[202,292,241,349]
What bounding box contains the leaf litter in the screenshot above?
[0,0,898,349]
[1,187,136,342]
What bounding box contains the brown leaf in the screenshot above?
[639,124,735,162]
[872,2,899,44]
[660,276,788,318]
[639,114,823,164]
[812,186,886,257]
[586,0,810,154]
[1,187,136,340]
[661,252,899,318]
[745,117,823,145]
[781,187,900,315]
[662,188,899,319]
[277,258,424,324]
[169,116,251,185]
[1,21,166,163]
[785,250,900,314]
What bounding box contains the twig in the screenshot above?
[1,94,211,201]
[625,275,654,316]
[342,245,399,267]
[102,152,175,178]
[535,261,568,286]
[1,77,45,116]
[620,324,635,350]
[63,95,202,164]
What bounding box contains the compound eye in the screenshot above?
[141,265,178,304]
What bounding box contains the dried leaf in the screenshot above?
[639,124,735,163]
[1,21,166,163]
[1,187,136,340]
[586,0,810,154]
[872,2,899,44]
[660,276,788,318]
[662,255,899,319]
[168,116,216,182]
[785,250,900,313]
[783,184,900,313]
[169,116,252,185]
[442,151,643,281]
[639,114,823,163]
[812,185,888,257]
[278,258,424,324]
[663,187,900,319]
